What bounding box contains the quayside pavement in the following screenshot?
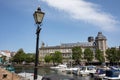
[0,67,27,80]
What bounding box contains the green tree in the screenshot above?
[84,48,94,63]
[44,54,51,64]
[95,49,105,63]
[72,46,83,64]
[12,48,26,64]
[1,55,6,63]
[51,51,63,65]
[106,48,118,65]
[25,53,35,63]
[117,50,120,61]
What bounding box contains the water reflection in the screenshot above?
[15,66,93,80]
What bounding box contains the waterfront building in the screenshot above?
[95,32,108,60]
[39,32,108,63]
[0,50,16,63]
[0,50,11,59]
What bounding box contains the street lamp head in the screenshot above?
[33,7,45,24]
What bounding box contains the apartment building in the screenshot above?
[39,32,108,63]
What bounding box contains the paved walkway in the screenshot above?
[0,67,27,80]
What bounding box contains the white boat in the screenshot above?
[74,66,96,76]
[65,66,79,74]
[79,66,90,76]
[50,64,67,70]
[65,67,78,71]
[18,72,43,80]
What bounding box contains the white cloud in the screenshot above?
[41,0,119,31]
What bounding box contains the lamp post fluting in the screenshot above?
[33,7,45,80]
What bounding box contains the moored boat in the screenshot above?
[73,66,96,76]
[50,63,68,72]
[103,69,120,80]
[18,72,43,80]
[94,68,106,80]
[50,64,67,70]
[65,67,79,74]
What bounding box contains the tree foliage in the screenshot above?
[12,48,26,64]
[84,48,94,62]
[51,51,63,65]
[117,50,120,61]
[106,48,120,63]
[12,48,35,64]
[44,54,51,64]
[72,46,83,64]
[95,49,105,63]
[25,54,35,63]
[1,55,6,63]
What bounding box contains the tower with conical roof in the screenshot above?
[95,32,108,60]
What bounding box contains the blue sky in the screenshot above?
[0,0,120,53]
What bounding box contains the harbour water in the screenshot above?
[15,66,94,80]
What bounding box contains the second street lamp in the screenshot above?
[33,7,45,80]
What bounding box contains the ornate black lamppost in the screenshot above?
[33,7,45,80]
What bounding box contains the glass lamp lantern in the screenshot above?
[33,7,45,24]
